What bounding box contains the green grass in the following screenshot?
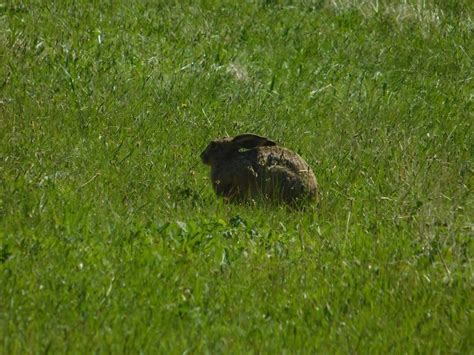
[1,0,473,353]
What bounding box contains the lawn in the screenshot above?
[1,0,473,353]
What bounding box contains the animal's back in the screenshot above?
[255,146,312,174]
[250,146,318,202]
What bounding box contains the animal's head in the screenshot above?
[200,134,276,166]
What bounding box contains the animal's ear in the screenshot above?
[232,134,276,149]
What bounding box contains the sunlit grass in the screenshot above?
[1,0,472,353]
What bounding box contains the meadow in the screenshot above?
[1,0,473,352]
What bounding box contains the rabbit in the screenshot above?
[200,134,318,204]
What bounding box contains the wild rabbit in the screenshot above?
[201,134,318,204]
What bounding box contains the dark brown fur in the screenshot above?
[201,134,318,203]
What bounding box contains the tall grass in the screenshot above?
[1,0,472,352]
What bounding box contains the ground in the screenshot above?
[1,0,472,352]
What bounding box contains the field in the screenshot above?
[1,0,473,353]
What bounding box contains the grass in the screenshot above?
[1,0,473,353]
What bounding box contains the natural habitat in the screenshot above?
[1,0,473,353]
